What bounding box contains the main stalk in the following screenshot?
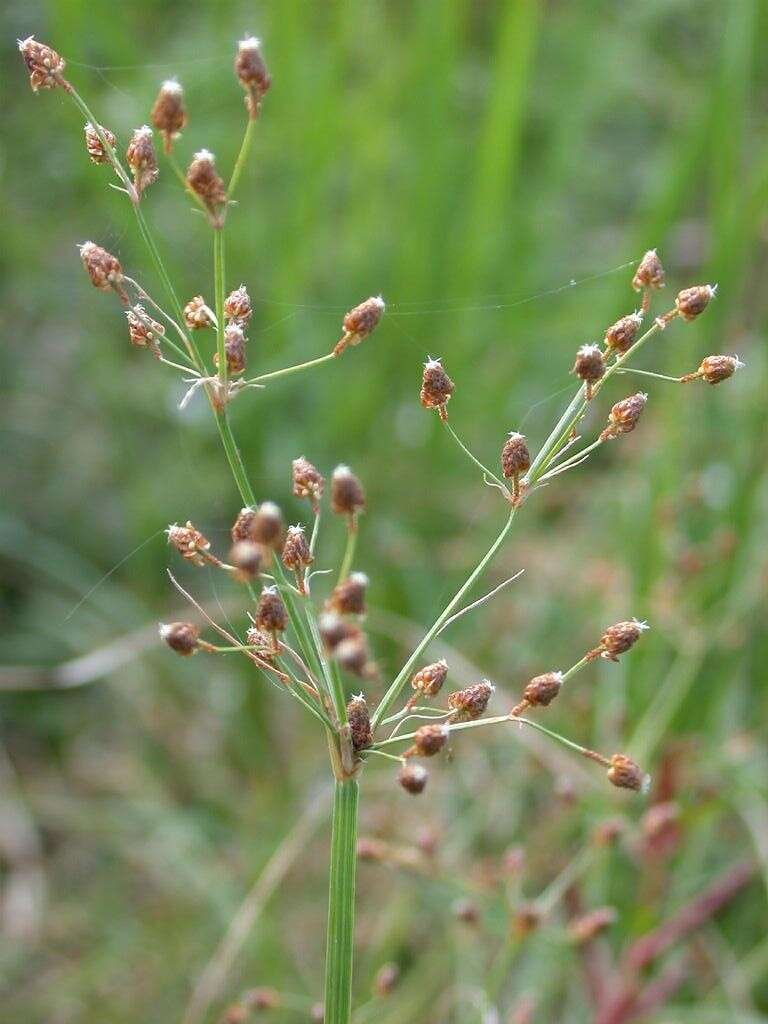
[323,777,360,1024]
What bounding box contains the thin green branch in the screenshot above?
[445,421,509,492]
[229,117,257,198]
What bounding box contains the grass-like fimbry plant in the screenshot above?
[18,32,745,1024]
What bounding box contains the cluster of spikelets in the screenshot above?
[19,35,744,806]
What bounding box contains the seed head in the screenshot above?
[411,659,449,698]
[183,295,213,330]
[675,284,717,322]
[632,249,665,293]
[329,572,368,616]
[334,296,385,356]
[186,149,227,226]
[213,323,247,375]
[572,344,605,395]
[347,694,373,751]
[250,502,285,548]
[224,284,253,326]
[334,636,375,679]
[79,241,125,297]
[447,680,494,722]
[292,456,325,508]
[420,358,455,420]
[604,312,643,355]
[229,540,264,581]
[84,122,116,164]
[522,671,563,708]
[150,79,187,152]
[599,392,648,442]
[569,906,617,944]
[281,524,313,571]
[398,763,428,795]
[18,36,66,92]
[331,465,366,520]
[318,611,361,651]
[595,619,649,661]
[159,621,200,656]
[235,36,272,118]
[166,521,211,566]
[126,305,164,355]
[501,432,531,479]
[411,723,449,757]
[373,963,400,998]
[255,586,288,634]
[607,753,649,793]
[683,353,744,385]
[126,126,159,195]
[245,626,275,658]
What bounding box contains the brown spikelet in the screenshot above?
[331,466,366,522]
[166,521,211,567]
[398,763,428,794]
[213,323,247,375]
[281,525,313,575]
[571,344,605,398]
[334,297,385,355]
[346,695,373,751]
[159,622,200,656]
[406,723,449,758]
[632,249,665,311]
[84,122,116,164]
[151,80,187,153]
[229,541,264,581]
[328,573,368,616]
[255,586,288,636]
[292,456,325,509]
[79,242,128,303]
[607,753,649,793]
[183,295,213,330]
[420,358,455,420]
[224,284,252,326]
[674,284,717,322]
[235,36,272,119]
[588,618,649,661]
[186,150,227,227]
[599,392,647,441]
[410,659,448,699]
[334,636,375,679]
[250,503,285,548]
[604,312,643,355]
[126,126,159,195]
[126,305,164,355]
[511,671,563,716]
[447,680,494,722]
[318,612,361,652]
[18,36,67,92]
[681,353,743,385]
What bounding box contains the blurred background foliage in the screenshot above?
[1,1,768,1021]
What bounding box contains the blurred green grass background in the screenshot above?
[1,1,767,1021]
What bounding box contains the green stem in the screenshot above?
[337,526,358,585]
[228,117,257,198]
[445,421,509,492]
[370,509,516,730]
[213,230,228,390]
[247,352,336,385]
[324,778,359,1024]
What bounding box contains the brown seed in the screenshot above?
[292,456,325,507]
[334,296,385,355]
[160,621,200,656]
[334,636,374,679]
[599,392,648,441]
[373,962,400,997]
[411,723,449,757]
[79,242,125,298]
[411,659,449,698]
[398,763,428,794]
[347,694,373,751]
[329,572,368,616]
[126,126,158,195]
[281,525,313,572]
[150,80,187,153]
[183,295,213,330]
[683,353,743,385]
[224,284,252,326]
[607,753,648,793]
[245,626,274,657]
[596,619,649,661]
[501,432,531,479]
[213,323,247,375]
[235,36,272,118]
[522,671,563,708]
[447,680,494,722]
[18,36,66,92]
[231,507,257,543]
[229,540,264,581]
[569,906,617,944]
[675,284,717,322]
[167,521,210,566]
[186,149,227,226]
[604,312,643,355]
[632,250,665,293]
[84,122,116,164]
[254,586,287,634]
[331,466,366,520]
[318,612,361,652]
[420,358,455,420]
[572,345,605,392]
[126,305,164,354]
[251,502,285,548]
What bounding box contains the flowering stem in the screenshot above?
[370,509,516,731]
[615,367,682,383]
[337,526,357,585]
[323,778,359,1024]
[213,230,228,391]
[247,352,336,385]
[229,117,257,198]
[444,421,509,493]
